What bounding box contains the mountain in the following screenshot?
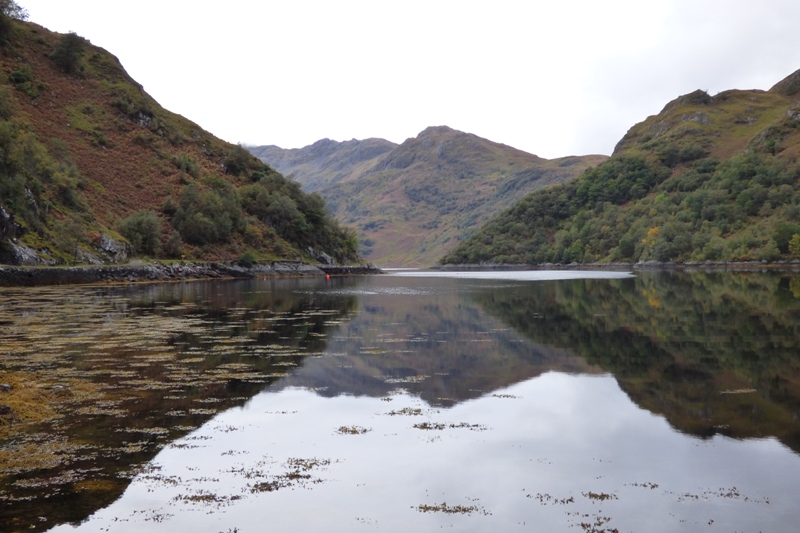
[250,127,605,266]
[442,70,800,265]
[248,137,397,192]
[0,12,359,267]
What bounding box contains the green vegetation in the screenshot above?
[443,84,800,265]
[251,128,605,266]
[51,32,85,75]
[0,15,361,266]
[118,210,161,255]
[473,271,800,451]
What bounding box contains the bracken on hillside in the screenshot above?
[0,10,360,266]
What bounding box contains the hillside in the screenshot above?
[248,137,397,192]
[0,11,359,267]
[251,127,605,266]
[442,69,800,265]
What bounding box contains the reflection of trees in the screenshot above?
[0,278,356,532]
[473,271,800,453]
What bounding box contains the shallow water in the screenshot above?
[2,270,800,532]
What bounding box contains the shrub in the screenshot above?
[237,250,257,267]
[51,32,86,74]
[172,153,200,178]
[7,66,38,97]
[172,183,242,245]
[773,223,800,254]
[789,234,800,258]
[162,196,176,216]
[223,144,253,176]
[118,210,161,255]
[164,230,183,258]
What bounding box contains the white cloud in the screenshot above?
[19,0,800,158]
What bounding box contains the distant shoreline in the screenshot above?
[0,262,383,287]
[433,261,800,272]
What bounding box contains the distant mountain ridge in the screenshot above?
[250,127,606,266]
[442,68,800,265]
[249,137,397,192]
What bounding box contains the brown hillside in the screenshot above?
[0,18,358,265]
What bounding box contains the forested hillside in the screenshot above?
[0,6,359,266]
[442,71,800,265]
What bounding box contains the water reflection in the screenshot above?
[470,271,800,453]
[0,278,355,531]
[0,271,799,531]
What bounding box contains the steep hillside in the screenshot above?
[252,127,605,266]
[443,69,800,265]
[248,137,397,192]
[0,12,359,266]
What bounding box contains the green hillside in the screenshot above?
[0,8,359,267]
[251,127,605,266]
[442,70,800,265]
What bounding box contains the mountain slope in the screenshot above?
[251,126,605,266]
[442,69,800,265]
[0,15,359,266]
[248,137,397,192]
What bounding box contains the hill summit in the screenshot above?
[251,127,605,266]
[442,68,800,265]
[0,10,359,267]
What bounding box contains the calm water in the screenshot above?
[2,270,800,532]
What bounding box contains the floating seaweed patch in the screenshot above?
[172,490,241,508]
[583,491,618,502]
[336,425,371,435]
[527,493,575,505]
[626,482,659,489]
[115,427,170,436]
[384,375,429,384]
[415,500,491,516]
[247,457,333,493]
[386,407,423,416]
[189,408,218,415]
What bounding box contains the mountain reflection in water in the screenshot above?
[0,270,799,532]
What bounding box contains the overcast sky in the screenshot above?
[19,0,800,159]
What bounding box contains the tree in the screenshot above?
[0,0,26,38]
[51,32,86,74]
[789,234,800,258]
[118,210,162,256]
[0,0,27,20]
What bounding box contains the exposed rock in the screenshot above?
[95,234,132,263]
[680,111,710,125]
[0,261,382,287]
[0,207,24,241]
[0,241,45,265]
[308,247,336,265]
[661,89,712,113]
[77,249,104,265]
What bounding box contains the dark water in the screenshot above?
[2,270,800,532]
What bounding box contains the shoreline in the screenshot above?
[432,260,800,272]
[0,262,383,287]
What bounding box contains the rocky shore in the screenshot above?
[0,262,383,287]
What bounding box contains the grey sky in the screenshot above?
[19,0,800,159]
